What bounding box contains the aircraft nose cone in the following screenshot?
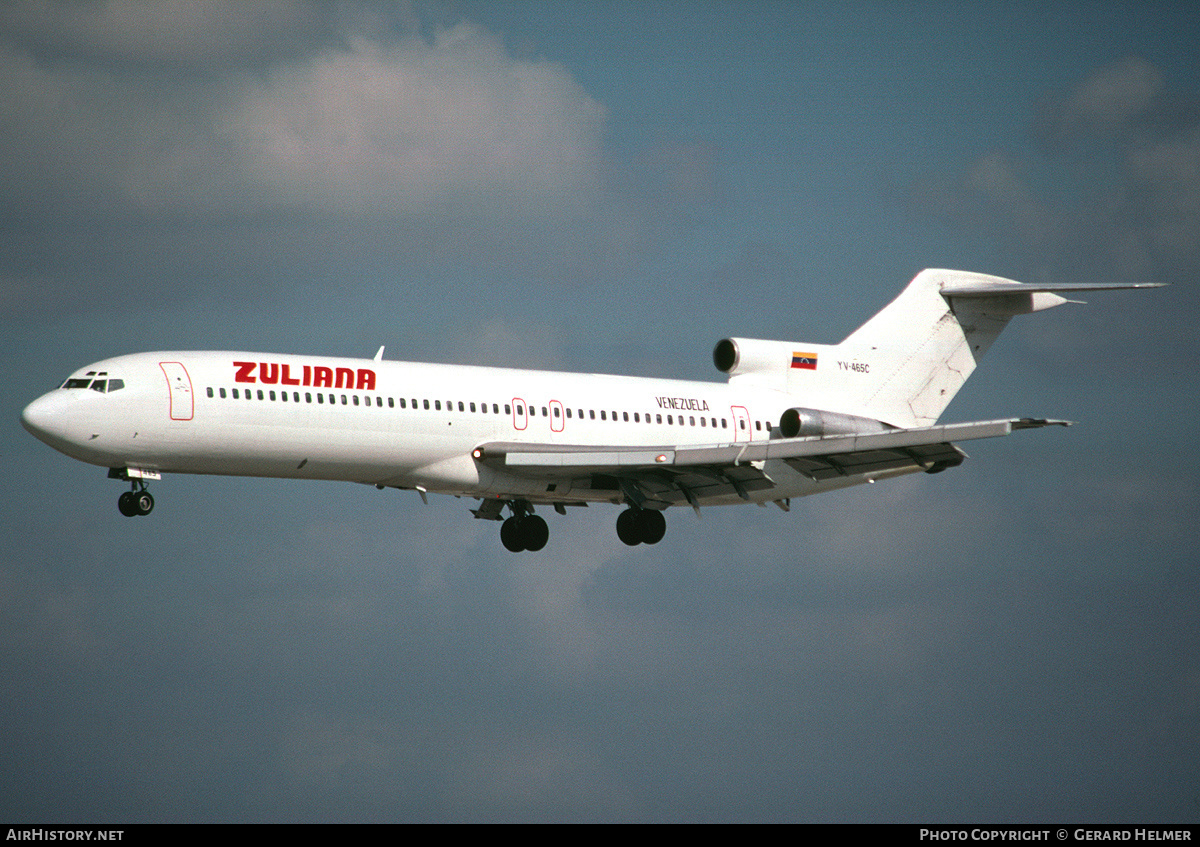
[21,394,52,439]
[21,392,73,450]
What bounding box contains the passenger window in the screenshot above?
[270,391,276,401]
[257,390,264,400]
[459,401,465,412]
[206,387,214,398]
[220,388,227,399]
[317,394,324,404]
[389,397,395,408]
[505,404,511,415]
[600,410,606,421]
[470,402,476,412]
[305,393,312,403]
[294,392,300,402]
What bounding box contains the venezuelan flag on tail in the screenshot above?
[791,351,818,370]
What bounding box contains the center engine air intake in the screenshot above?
[779,407,894,439]
[713,337,791,378]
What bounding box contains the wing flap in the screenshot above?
[476,418,1067,491]
[784,441,967,481]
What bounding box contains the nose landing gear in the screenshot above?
[117,482,154,517]
[109,467,159,517]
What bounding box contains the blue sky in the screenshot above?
[3,1,1198,822]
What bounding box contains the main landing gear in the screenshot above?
[117,482,154,517]
[500,512,549,553]
[473,498,550,552]
[476,499,669,552]
[616,507,666,546]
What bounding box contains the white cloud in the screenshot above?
[920,58,1200,282]
[1046,56,1164,142]
[0,15,609,223]
[1127,124,1200,259]
[226,25,609,217]
[0,0,325,66]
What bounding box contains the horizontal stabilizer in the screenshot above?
[940,280,1165,296]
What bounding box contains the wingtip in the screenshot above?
[1012,418,1073,429]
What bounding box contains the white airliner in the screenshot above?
[22,269,1160,551]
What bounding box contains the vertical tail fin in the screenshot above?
[718,269,1162,429]
[813,269,1019,427]
[805,269,1162,427]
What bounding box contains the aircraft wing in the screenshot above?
[474,418,1069,510]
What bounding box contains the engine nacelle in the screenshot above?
[713,337,791,378]
[779,407,894,439]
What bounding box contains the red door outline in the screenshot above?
[160,361,194,421]
[731,405,751,442]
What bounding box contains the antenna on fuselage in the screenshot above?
[374,346,385,361]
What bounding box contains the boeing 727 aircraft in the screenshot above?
[22,269,1160,551]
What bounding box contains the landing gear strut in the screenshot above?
[499,501,549,552]
[616,507,666,546]
[117,482,154,517]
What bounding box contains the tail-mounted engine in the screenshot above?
[713,337,792,380]
[710,335,796,386]
[779,407,894,439]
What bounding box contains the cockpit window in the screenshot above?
[61,375,124,392]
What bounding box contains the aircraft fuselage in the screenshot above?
[22,350,821,508]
